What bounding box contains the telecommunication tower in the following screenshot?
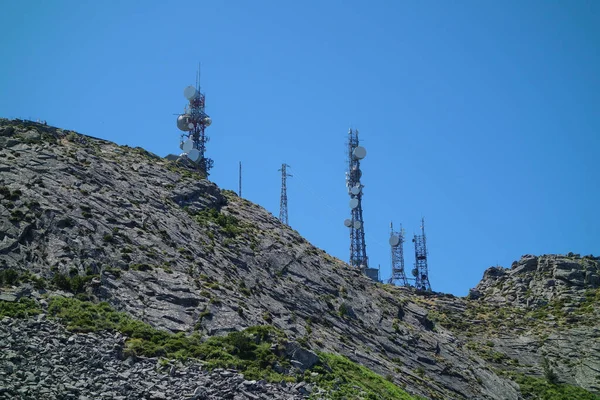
[411,217,432,291]
[388,222,408,286]
[278,163,292,226]
[344,129,375,279]
[175,67,213,175]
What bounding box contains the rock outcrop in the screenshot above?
[1,119,598,399]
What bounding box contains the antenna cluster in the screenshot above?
[344,129,379,281]
[175,67,213,174]
[169,68,431,290]
[388,222,408,286]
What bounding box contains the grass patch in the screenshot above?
[515,374,600,400]
[191,207,244,238]
[45,297,292,381]
[0,298,41,318]
[306,353,420,400]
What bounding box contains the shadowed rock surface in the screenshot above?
[0,119,598,399]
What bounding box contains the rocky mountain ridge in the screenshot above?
[1,118,598,400]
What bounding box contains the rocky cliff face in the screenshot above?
[1,118,598,400]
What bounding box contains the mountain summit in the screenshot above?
[1,119,598,400]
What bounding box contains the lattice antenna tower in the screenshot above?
[388,222,408,286]
[278,163,292,226]
[343,129,368,271]
[175,64,214,175]
[412,217,432,291]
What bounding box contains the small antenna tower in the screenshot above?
[344,129,371,277]
[175,64,214,175]
[239,161,242,197]
[278,163,292,226]
[411,217,432,291]
[388,222,408,286]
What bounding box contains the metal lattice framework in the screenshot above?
[412,217,432,291]
[346,129,368,270]
[176,67,213,175]
[278,163,292,226]
[388,222,408,286]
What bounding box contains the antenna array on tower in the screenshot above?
[344,129,378,281]
[388,222,408,286]
[278,164,292,226]
[175,66,213,175]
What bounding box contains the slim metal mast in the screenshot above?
[239,161,242,197]
[278,163,292,226]
[412,217,432,291]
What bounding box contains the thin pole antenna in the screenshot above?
[239,161,242,197]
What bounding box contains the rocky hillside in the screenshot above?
[0,118,598,400]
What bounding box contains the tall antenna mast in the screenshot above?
[344,128,374,279]
[239,161,242,197]
[175,65,213,175]
[412,217,432,291]
[278,163,292,226]
[388,222,408,286]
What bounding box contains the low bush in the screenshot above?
[306,353,419,400]
[0,298,41,318]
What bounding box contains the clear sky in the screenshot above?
[1,1,599,296]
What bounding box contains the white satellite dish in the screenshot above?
[349,198,359,209]
[177,115,191,131]
[188,122,195,129]
[389,235,400,247]
[203,117,212,127]
[188,149,200,161]
[344,219,352,227]
[353,146,367,160]
[184,86,197,100]
[182,139,194,153]
[353,221,362,229]
[350,186,361,195]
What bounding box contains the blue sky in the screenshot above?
[1,1,598,296]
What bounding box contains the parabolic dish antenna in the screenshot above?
[188,149,200,161]
[344,219,352,227]
[184,86,197,100]
[353,221,362,229]
[182,139,194,153]
[353,146,367,160]
[350,186,361,195]
[349,198,359,209]
[389,235,400,247]
[177,115,191,131]
[188,122,195,129]
[203,117,212,127]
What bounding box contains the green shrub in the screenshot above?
[306,353,418,400]
[0,269,20,286]
[0,298,41,318]
[131,264,153,272]
[516,374,598,400]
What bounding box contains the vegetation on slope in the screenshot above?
[514,374,600,400]
[0,295,419,399]
[307,353,421,400]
